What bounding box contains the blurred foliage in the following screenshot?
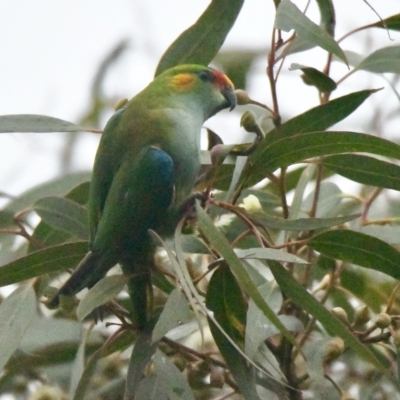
[2,1,400,399]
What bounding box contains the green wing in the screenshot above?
[49,145,175,307]
[92,145,175,257]
[88,107,127,245]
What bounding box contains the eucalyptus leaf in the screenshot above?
[156,0,244,75]
[302,182,343,218]
[0,210,16,229]
[76,275,127,321]
[0,241,88,287]
[248,211,359,231]
[34,196,89,240]
[242,89,379,184]
[285,0,336,55]
[316,0,335,35]
[0,114,84,133]
[180,235,211,254]
[264,89,378,142]
[323,154,400,191]
[0,286,36,372]
[245,281,283,358]
[206,265,260,399]
[124,329,158,399]
[70,331,86,399]
[196,204,297,347]
[251,131,400,176]
[136,374,168,400]
[153,349,195,400]
[291,63,337,92]
[289,164,317,220]
[372,13,400,31]
[275,0,347,65]
[357,225,400,245]
[4,172,91,213]
[152,288,191,342]
[235,248,308,264]
[356,45,400,74]
[20,316,81,352]
[268,260,389,375]
[309,230,400,280]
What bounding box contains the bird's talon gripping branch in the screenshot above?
[179,191,210,222]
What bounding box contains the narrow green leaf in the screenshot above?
[0,286,36,371]
[356,45,400,74]
[180,235,211,254]
[4,172,91,213]
[309,230,400,280]
[316,0,336,35]
[235,248,308,264]
[73,347,101,400]
[242,89,379,183]
[136,374,168,400]
[274,0,347,65]
[196,204,297,347]
[245,283,303,382]
[268,261,390,375]
[153,349,195,400]
[0,241,88,287]
[0,114,84,133]
[213,49,261,89]
[28,181,91,253]
[152,269,175,295]
[254,131,400,174]
[76,275,127,321]
[207,265,246,343]
[358,225,400,245]
[323,154,400,191]
[124,329,158,400]
[291,63,337,92]
[269,89,377,140]
[302,182,343,219]
[70,331,86,399]
[247,305,302,359]
[153,230,204,346]
[206,265,260,399]
[28,221,72,254]
[152,288,191,342]
[20,316,81,352]
[6,341,88,374]
[34,196,89,240]
[0,210,16,228]
[245,281,283,358]
[225,156,247,202]
[155,0,244,75]
[289,164,317,220]
[372,13,400,31]
[285,0,336,55]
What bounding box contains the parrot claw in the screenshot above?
[179,191,209,221]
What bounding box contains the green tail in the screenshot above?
[122,259,153,330]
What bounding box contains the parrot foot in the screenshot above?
[179,191,209,221]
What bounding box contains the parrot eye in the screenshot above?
[198,70,215,83]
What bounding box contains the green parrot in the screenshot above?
[49,64,236,328]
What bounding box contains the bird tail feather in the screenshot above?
[48,251,112,308]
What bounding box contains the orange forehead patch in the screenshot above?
[169,73,196,91]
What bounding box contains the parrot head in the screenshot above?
[156,64,236,118]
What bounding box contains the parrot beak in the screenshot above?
[222,86,237,111]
